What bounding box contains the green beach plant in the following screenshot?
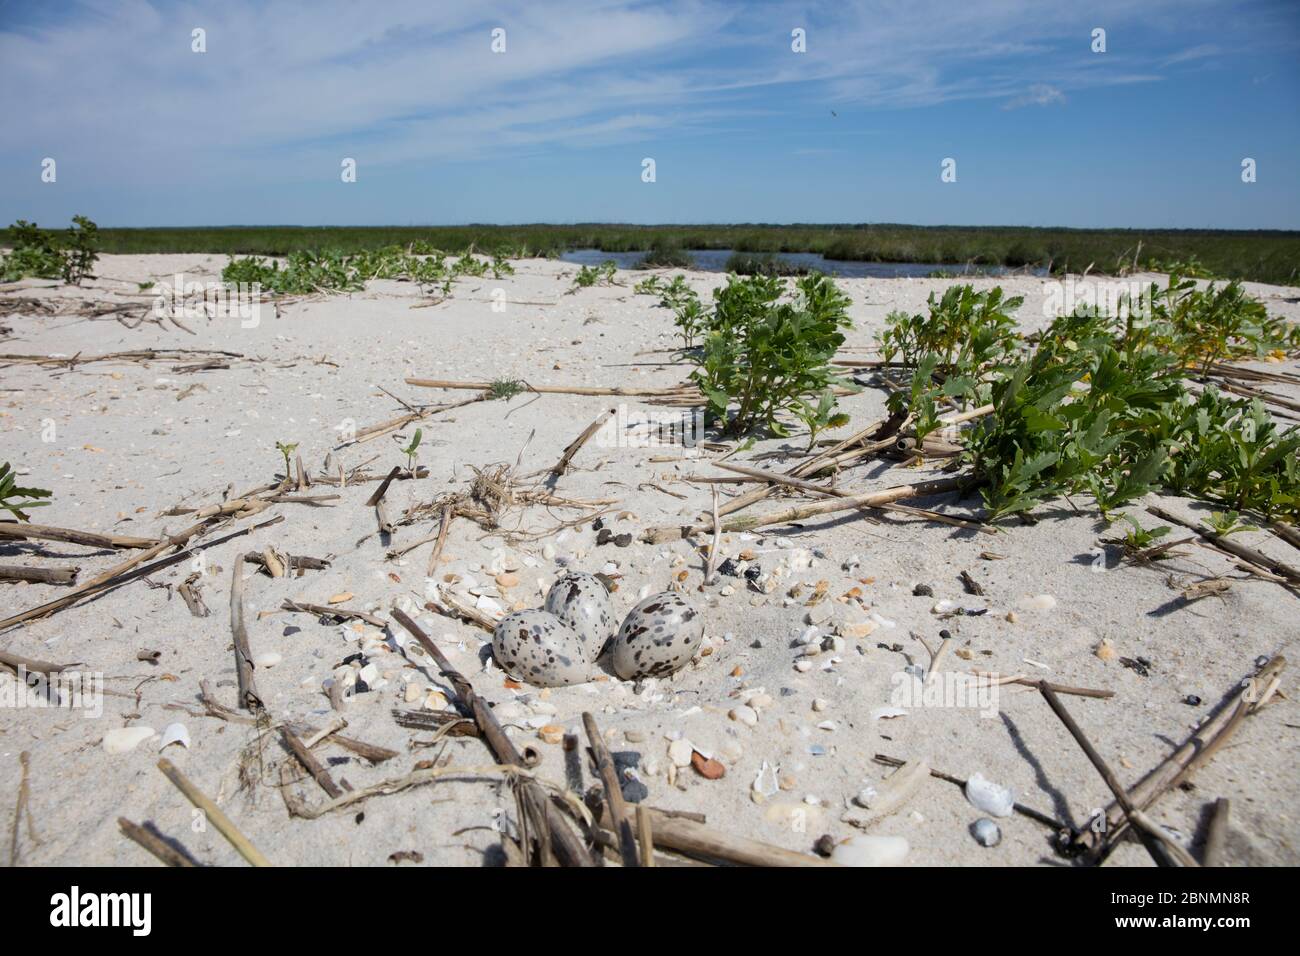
[681,273,856,438]
[0,463,52,521]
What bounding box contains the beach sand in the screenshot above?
[1,255,1297,867]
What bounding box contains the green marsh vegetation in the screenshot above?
[85,223,1300,285]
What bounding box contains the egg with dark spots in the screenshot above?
[544,571,616,661]
[611,592,703,680]
[491,609,591,687]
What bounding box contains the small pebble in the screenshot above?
[971,818,1002,847]
[691,752,726,779]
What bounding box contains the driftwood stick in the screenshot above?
[0,564,75,584]
[278,599,387,627]
[0,649,78,675]
[0,521,157,550]
[390,608,594,867]
[926,632,953,686]
[1203,797,1231,866]
[423,587,495,632]
[190,680,398,762]
[704,485,722,584]
[582,712,639,867]
[547,408,615,479]
[970,671,1116,699]
[712,459,991,534]
[636,805,655,868]
[156,758,271,866]
[643,475,968,543]
[1147,504,1300,584]
[1038,682,1181,867]
[229,555,261,712]
[344,395,485,447]
[117,817,196,867]
[708,415,895,521]
[427,505,454,576]
[177,574,209,617]
[592,802,834,867]
[365,466,402,508]
[0,515,280,633]
[281,726,343,799]
[1074,655,1285,860]
[1268,521,1300,552]
[8,751,37,863]
[242,550,330,573]
[406,376,697,399]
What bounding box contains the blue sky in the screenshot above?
[1,0,1297,229]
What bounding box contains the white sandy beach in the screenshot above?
[1,255,1297,867]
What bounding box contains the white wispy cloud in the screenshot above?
[0,0,1288,192]
[1002,83,1066,110]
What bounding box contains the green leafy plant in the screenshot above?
[1,217,100,285]
[0,462,52,521]
[869,270,1300,523]
[1104,515,1171,555]
[220,246,503,297]
[275,441,298,478]
[879,285,1023,372]
[1202,510,1258,537]
[487,378,525,401]
[61,216,99,284]
[399,428,423,475]
[659,276,699,310]
[793,388,851,450]
[570,260,618,290]
[682,274,856,437]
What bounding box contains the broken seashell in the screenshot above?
[752,760,779,797]
[830,834,909,867]
[1018,594,1057,611]
[159,722,191,751]
[965,772,1015,817]
[103,726,156,754]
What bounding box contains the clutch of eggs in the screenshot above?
[491,573,702,687]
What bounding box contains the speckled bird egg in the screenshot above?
[544,571,616,661]
[611,592,703,680]
[492,610,591,688]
